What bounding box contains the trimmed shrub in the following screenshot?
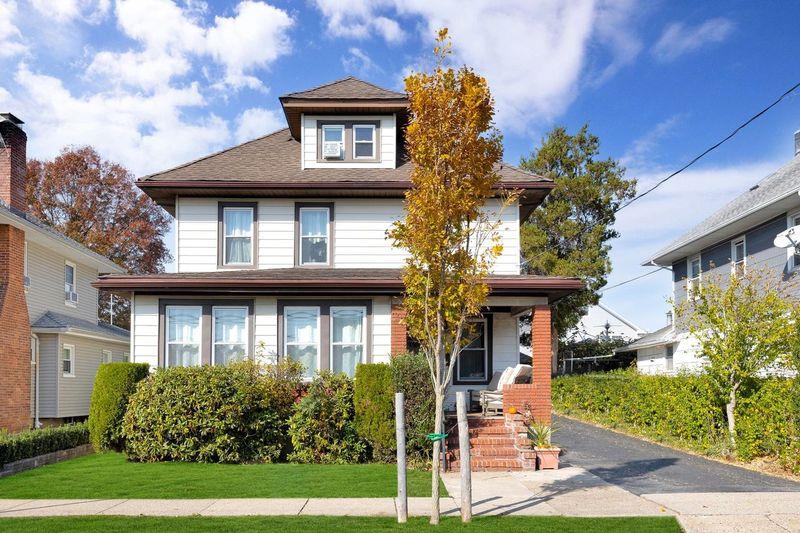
[289,372,366,464]
[0,423,89,466]
[354,364,395,461]
[553,370,800,473]
[88,362,149,451]
[123,360,303,463]
[391,352,435,463]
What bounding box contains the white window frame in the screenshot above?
[665,344,674,372]
[731,236,746,277]
[456,318,489,383]
[352,124,376,159]
[788,211,800,271]
[322,124,345,160]
[330,306,367,376]
[64,260,77,307]
[687,254,701,300]
[284,306,321,378]
[299,207,331,266]
[102,349,112,364]
[211,306,249,365]
[62,344,75,377]
[165,305,203,368]
[222,206,254,266]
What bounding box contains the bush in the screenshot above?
[0,423,89,466]
[553,370,800,472]
[123,360,303,463]
[88,362,149,451]
[391,352,435,463]
[289,372,366,464]
[354,364,395,461]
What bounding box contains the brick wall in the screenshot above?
[0,224,31,432]
[0,119,27,211]
[390,303,407,356]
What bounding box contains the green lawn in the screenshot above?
[0,453,441,499]
[0,516,682,532]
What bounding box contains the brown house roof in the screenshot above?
[95,268,583,303]
[281,77,407,100]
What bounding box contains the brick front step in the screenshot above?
[448,458,524,471]
[449,446,520,458]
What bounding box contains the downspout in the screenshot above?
[32,333,41,428]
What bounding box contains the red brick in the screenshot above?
[390,303,407,356]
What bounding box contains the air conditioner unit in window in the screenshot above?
[65,291,78,303]
[323,142,342,158]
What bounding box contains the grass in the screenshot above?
[0,516,682,532]
[0,453,442,499]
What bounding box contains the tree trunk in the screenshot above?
[430,393,444,525]
[726,387,737,450]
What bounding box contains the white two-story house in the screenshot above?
[95,77,581,414]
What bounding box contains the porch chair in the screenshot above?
[479,364,532,416]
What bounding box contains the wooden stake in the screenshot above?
[456,391,472,522]
[395,392,408,523]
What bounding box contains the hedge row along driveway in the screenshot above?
[0,453,443,499]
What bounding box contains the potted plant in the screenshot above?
[526,419,560,470]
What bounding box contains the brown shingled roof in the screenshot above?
[281,76,406,100]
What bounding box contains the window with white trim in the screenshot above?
[330,307,366,378]
[62,344,75,377]
[687,255,701,299]
[102,349,112,364]
[212,306,248,365]
[457,319,488,382]
[322,125,345,159]
[165,306,202,367]
[299,207,330,265]
[64,261,77,305]
[284,306,320,379]
[731,237,745,277]
[223,207,254,265]
[790,212,800,270]
[352,124,376,159]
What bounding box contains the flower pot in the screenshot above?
[535,446,560,470]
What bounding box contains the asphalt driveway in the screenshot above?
[554,415,800,495]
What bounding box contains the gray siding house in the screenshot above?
[625,131,800,374]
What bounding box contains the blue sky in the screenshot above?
[1,0,799,331]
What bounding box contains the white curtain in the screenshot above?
[286,309,319,378]
[224,209,252,264]
[332,308,363,378]
[214,308,247,365]
[167,307,201,367]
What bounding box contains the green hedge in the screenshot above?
[391,352,435,463]
[88,362,150,451]
[0,423,89,466]
[553,370,800,472]
[289,372,366,464]
[354,364,395,461]
[123,360,303,463]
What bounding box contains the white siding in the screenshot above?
[335,199,408,268]
[176,197,217,272]
[303,115,396,169]
[132,294,159,368]
[482,199,520,275]
[258,200,294,268]
[254,296,278,363]
[372,296,392,364]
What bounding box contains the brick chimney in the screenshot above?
[0,112,31,432]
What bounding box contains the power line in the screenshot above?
[598,266,667,293]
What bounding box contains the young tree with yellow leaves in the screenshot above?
[389,29,516,524]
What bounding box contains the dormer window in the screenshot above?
[353,124,375,159]
[322,125,344,160]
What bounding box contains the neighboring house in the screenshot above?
[621,130,800,374]
[95,77,582,413]
[0,113,129,432]
[564,303,646,343]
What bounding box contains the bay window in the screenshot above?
[166,306,202,367]
[62,344,75,377]
[285,307,320,378]
[331,307,366,377]
[212,306,248,365]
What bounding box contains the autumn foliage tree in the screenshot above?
[26,146,172,328]
[389,29,514,524]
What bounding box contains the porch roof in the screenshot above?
[94,268,583,302]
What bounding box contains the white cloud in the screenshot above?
[312,0,641,133]
[314,0,405,43]
[29,0,110,24]
[0,1,27,58]
[620,114,684,170]
[235,107,285,143]
[205,1,294,90]
[341,47,381,77]
[652,17,734,62]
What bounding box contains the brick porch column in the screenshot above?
[390,302,407,356]
[530,304,552,424]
